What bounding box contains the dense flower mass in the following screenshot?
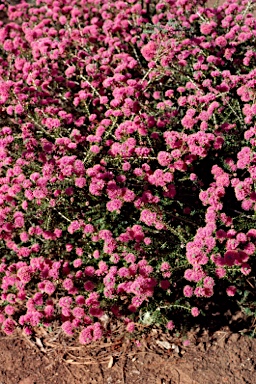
[0,0,255,343]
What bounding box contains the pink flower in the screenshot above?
[72,318,81,327]
[76,271,83,278]
[117,267,130,278]
[122,188,136,202]
[247,229,256,238]
[133,168,143,177]
[224,250,237,266]
[72,307,85,319]
[62,321,74,336]
[215,267,226,279]
[186,248,208,267]
[122,162,131,171]
[236,232,247,242]
[93,322,102,341]
[191,307,200,317]
[215,36,227,47]
[2,318,16,335]
[89,306,104,317]
[110,253,120,263]
[160,262,170,272]
[54,228,62,238]
[18,247,32,258]
[17,290,26,300]
[30,311,44,326]
[85,292,100,307]
[106,199,123,212]
[241,200,253,211]
[15,104,24,114]
[126,322,135,333]
[76,248,83,257]
[140,209,157,226]
[75,177,86,188]
[181,115,195,129]
[153,91,161,100]
[63,278,74,290]
[157,151,172,166]
[65,187,74,196]
[84,224,94,234]
[79,325,93,344]
[244,242,255,255]
[6,106,13,115]
[6,294,16,304]
[141,41,157,61]
[194,287,205,297]
[66,244,73,252]
[144,237,151,245]
[200,22,216,35]
[62,307,72,317]
[166,320,175,331]
[23,326,32,336]
[89,114,97,122]
[84,266,95,276]
[84,281,95,291]
[20,232,29,242]
[75,295,85,306]
[59,15,67,25]
[99,96,108,104]
[68,221,81,234]
[203,277,215,288]
[44,281,56,295]
[4,305,15,316]
[33,292,43,305]
[90,145,100,154]
[160,280,170,289]
[183,285,193,297]
[17,266,32,283]
[44,305,54,317]
[241,263,251,276]
[45,118,61,130]
[98,230,112,241]
[74,259,82,268]
[148,169,166,187]
[124,253,136,263]
[226,286,236,296]
[128,305,137,313]
[3,39,13,51]
[58,296,72,308]
[65,66,76,78]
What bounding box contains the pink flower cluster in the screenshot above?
[0,0,254,343]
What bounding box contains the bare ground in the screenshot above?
[0,317,255,384]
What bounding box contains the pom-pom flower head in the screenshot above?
[17,266,32,283]
[141,41,158,61]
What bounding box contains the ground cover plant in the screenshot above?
[0,0,255,344]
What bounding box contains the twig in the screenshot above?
[80,75,101,97]
[52,208,72,223]
[120,342,129,384]
[27,113,56,139]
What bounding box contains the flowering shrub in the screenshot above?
[0,0,255,342]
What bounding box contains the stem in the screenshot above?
[53,208,72,223]
[27,114,56,139]
[242,1,253,16]
[164,222,186,243]
[104,116,119,140]
[80,75,101,97]
[157,304,190,311]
